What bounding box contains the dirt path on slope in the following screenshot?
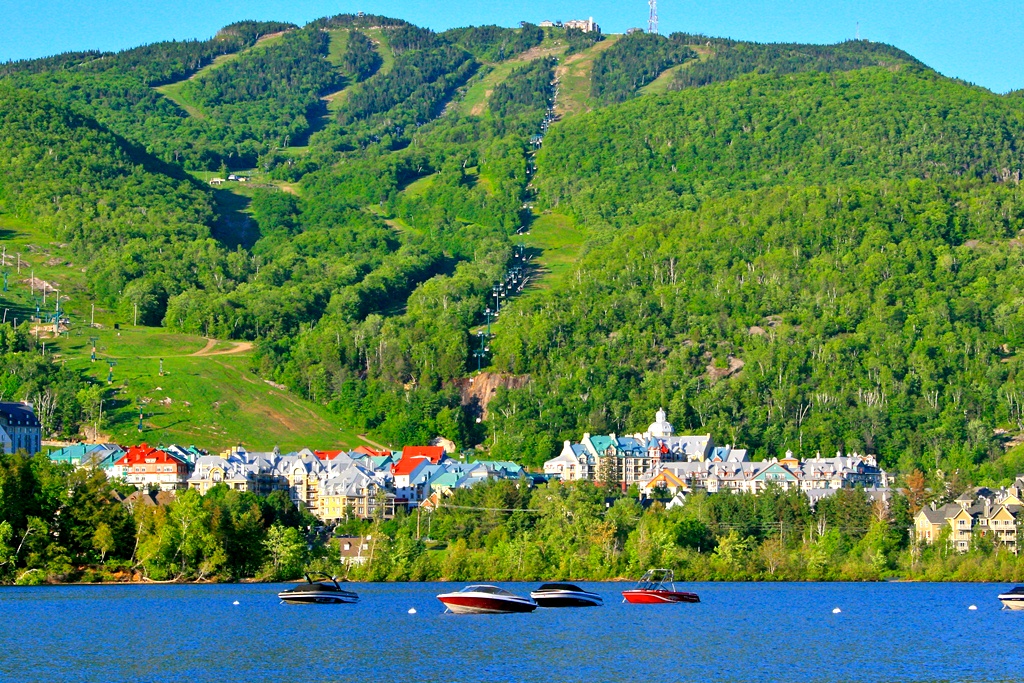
[190,339,254,356]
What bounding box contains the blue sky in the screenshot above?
[3,0,1022,93]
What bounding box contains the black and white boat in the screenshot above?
[437,585,538,614]
[998,586,1024,610]
[278,574,359,605]
[530,583,603,607]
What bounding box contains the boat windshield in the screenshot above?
[538,583,584,592]
[1007,586,1024,595]
[635,569,675,590]
[461,585,514,596]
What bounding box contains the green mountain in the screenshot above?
[2,16,1023,488]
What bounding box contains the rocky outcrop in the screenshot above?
[455,372,530,419]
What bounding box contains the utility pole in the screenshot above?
[134,303,138,326]
[91,303,95,327]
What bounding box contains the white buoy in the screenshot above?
[233,600,239,605]
[408,608,417,614]
[969,605,977,611]
[832,607,841,614]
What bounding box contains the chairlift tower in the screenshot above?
[648,0,659,35]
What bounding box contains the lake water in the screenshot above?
[0,581,1019,682]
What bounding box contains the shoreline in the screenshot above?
[0,576,1012,587]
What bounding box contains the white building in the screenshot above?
[563,17,600,33]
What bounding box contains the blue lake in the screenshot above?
[0,581,1019,682]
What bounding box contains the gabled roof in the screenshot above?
[393,456,431,477]
[49,444,104,462]
[401,445,445,463]
[588,435,616,453]
[315,450,345,460]
[615,437,645,453]
[367,455,393,470]
[115,444,185,466]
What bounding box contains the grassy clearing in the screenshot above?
[640,64,686,95]
[0,221,363,450]
[53,326,362,451]
[554,35,620,118]
[402,173,437,198]
[362,28,395,77]
[520,212,585,289]
[326,28,350,66]
[153,31,289,118]
[460,63,513,116]
[459,42,569,117]
[639,44,715,96]
[155,80,205,118]
[0,215,94,326]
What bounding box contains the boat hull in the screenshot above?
[437,595,538,614]
[622,589,700,604]
[999,597,1024,611]
[278,590,358,605]
[531,591,603,608]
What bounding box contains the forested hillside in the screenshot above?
[2,16,1024,494]
[669,36,921,89]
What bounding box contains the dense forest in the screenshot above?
[3,15,1024,562]
[669,37,922,90]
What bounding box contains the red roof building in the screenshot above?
[353,445,391,458]
[113,444,189,491]
[314,450,345,461]
[392,457,431,477]
[400,445,445,464]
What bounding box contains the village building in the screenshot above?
[545,410,749,488]
[337,536,371,566]
[48,443,123,468]
[913,484,1021,553]
[0,401,41,455]
[319,465,395,521]
[113,444,189,491]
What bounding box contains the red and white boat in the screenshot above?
[436,584,538,614]
[621,569,700,604]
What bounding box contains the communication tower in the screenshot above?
[649,0,659,35]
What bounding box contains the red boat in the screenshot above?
[621,569,700,604]
[436,584,538,614]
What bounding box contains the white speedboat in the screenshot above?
[278,574,358,605]
[530,583,603,607]
[436,584,537,614]
[998,586,1024,610]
